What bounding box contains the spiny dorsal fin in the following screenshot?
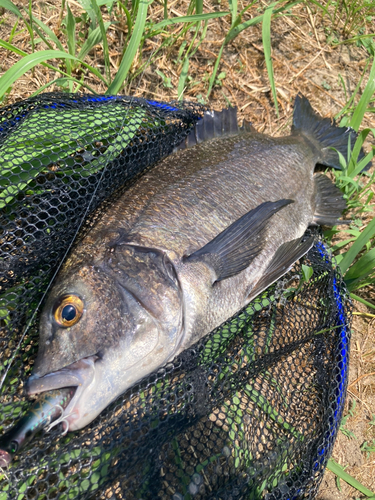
[184,199,294,282]
[174,108,251,152]
[313,173,347,226]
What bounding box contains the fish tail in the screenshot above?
[292,94,371,170]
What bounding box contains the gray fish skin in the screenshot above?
[27,95,358,431]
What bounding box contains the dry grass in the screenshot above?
[0,0,374,497]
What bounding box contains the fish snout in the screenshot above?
[26,356,97,396]
[26,357,98,432]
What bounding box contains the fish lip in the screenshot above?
[27,371,82,395]
[26,356,97,395]
[26,356,97,431]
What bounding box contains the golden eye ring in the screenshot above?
[53,295,84,328]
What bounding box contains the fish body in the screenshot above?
[26,96,363,431]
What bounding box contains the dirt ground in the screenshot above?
[0,1,374,497]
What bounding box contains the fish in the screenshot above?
[25,94,368,432]
[0,388,74,467]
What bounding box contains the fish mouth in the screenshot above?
[26,356,97,432]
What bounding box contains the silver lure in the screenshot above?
[0,387,75,467]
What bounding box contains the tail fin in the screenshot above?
[292,94,371,171]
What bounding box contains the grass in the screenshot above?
[0,0,229,99]
[0,0,374,498]
[310,0,374,38]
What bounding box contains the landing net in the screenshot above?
[0,94,350,500]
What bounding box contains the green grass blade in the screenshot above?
[106,0,150,95]
[346,276,375,293]
[118,1,132,36]
[244,384,303,440]
[347,141,375,179]
[206,0,298,97]
[327,459,375,497]
[0,40,103,94]
[236,0,257,21]
[0,50,104,99]
[65,2,75,82]
[195,0,203,15]
[77,62,108,82]
[331,237,357,251]
[8,18,19,44]
[347,130,373,175]
[304,0,329,15]
[226,1,302,43]
[91,0,111,83]
[177,17,208,99]
[344,247,375,281]
[32,17,65,51]
[339,217,375,275]
[355,149,375,175]
[207,42,225,98]
[227,8,260,40]
[229,0,237,25]
[27,0,35,53]
[0,50,74,97]
[177,57,189,100]
[0,0,23,18]
[337,61,369,125]
[0,38,28,57]
[29,77,75,96]
[350,293,375,310]
[340,34,375,45]
[262,2,279,117]
[152,11,229,31]
[78,22,111,61]
[66,3,76,57]
[350,56,375,131]
[207,0,264,98]
[76,0,98,24]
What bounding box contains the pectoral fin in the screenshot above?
[313,173,347,226]
[248,236,315,300]
[184,199,294,282]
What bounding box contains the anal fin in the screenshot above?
[313,173,347,226]
[184,199,294,282]
[248,236,315,300]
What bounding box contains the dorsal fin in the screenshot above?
[174,108,252,152]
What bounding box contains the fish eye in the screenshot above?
[53,295,84,328]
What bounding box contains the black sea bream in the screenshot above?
[27,95,365,431]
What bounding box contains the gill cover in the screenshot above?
[104,242,184,355]
[33,239,183,378]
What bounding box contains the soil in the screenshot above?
[0,0,374,497]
